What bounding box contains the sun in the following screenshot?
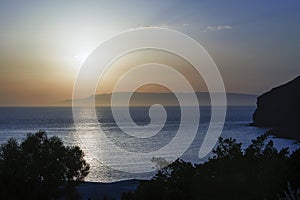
[73,52,90,65]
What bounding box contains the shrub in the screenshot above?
[0,131,90,199]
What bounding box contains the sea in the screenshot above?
[0,106,298,182]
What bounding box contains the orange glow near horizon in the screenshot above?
[96,49,208,95]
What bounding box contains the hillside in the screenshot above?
[60,92,257,106]
[252,76,300,140]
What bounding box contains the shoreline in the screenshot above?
[76,179,140,200]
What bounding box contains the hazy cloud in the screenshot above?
[134,24,170,29]
[133,24,190,30]
[205,25,232,32]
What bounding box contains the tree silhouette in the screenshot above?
[122,133,300,200]
[0,131,90,200]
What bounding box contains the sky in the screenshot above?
[0,0,299,105]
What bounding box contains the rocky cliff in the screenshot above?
[252,76,300,140]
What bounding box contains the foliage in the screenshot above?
[122,133,300,200]
[151,157,171,170]
[0,131,90,200]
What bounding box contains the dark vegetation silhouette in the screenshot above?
[0,131,90,200]
[122,132,300,200]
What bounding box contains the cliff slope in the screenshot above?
[253,76,300,140]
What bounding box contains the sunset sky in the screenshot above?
[0,0,299,106]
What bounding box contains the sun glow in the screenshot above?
[73,52,90,65]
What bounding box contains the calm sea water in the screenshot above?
[0,106,298,182]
